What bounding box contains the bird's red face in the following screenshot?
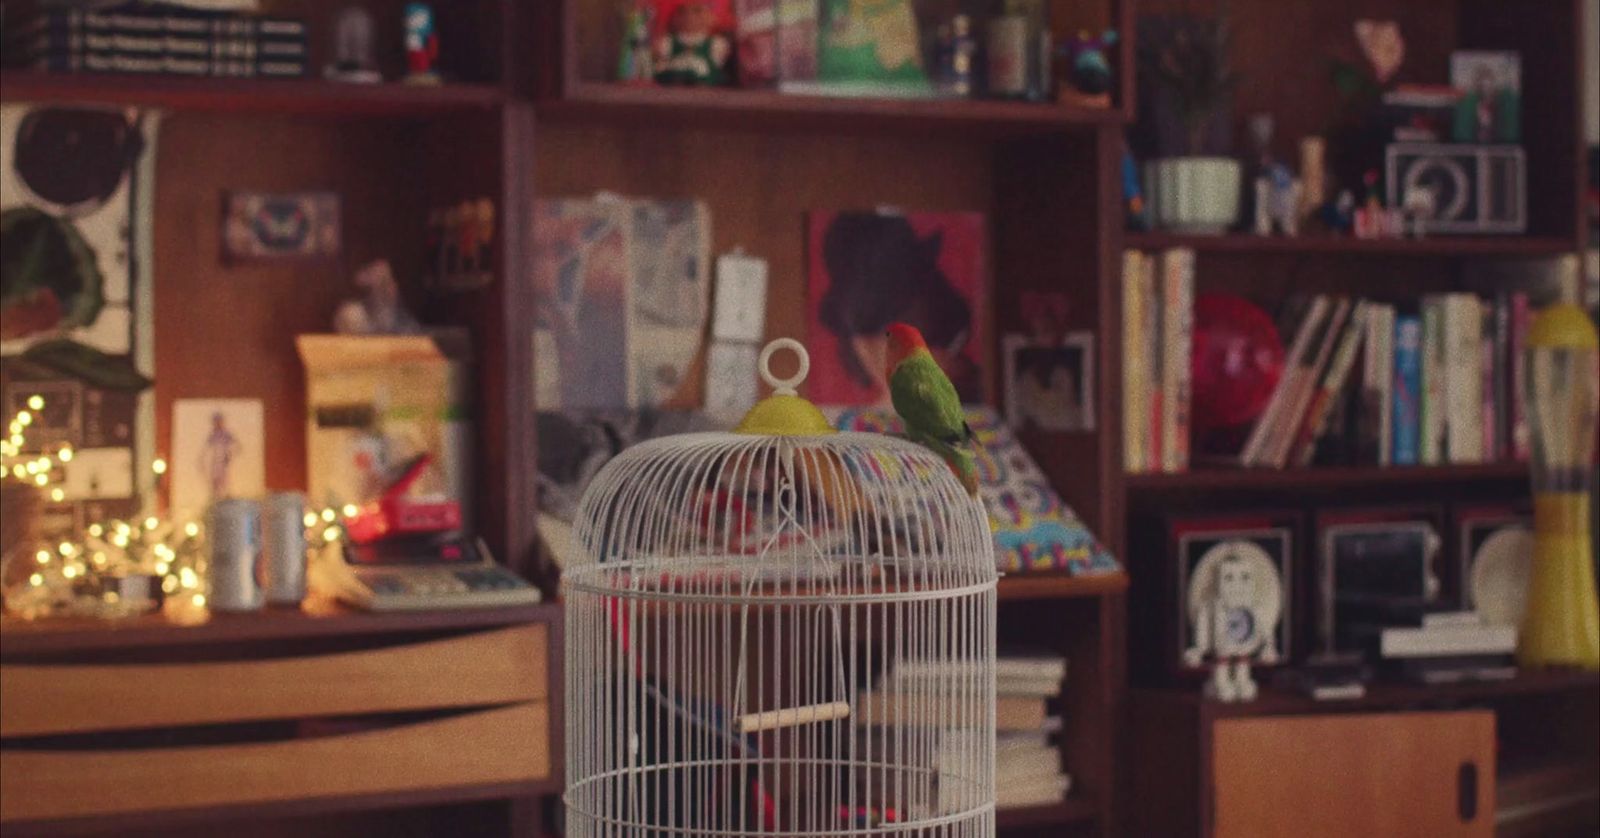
[884,322,928,371]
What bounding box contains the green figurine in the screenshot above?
[653,0,730,85]
[617,1,655,83]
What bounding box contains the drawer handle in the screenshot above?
[1457,761,1478,822]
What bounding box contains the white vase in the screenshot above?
[1146,157,1242,235]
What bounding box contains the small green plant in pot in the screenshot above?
[1137,6,1242,234]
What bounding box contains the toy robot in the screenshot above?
[1184,541,1282,702]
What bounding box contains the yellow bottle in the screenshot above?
[1519,304,1599,670]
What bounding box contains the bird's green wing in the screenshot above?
[889,352,969,444]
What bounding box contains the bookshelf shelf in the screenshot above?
[1124,231,1578,257]
[997,571,1129,601]
[541,82,1126,134]
[0,72,507,117]
[1124,462,1529,492]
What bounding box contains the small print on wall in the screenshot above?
[170,398,265,517]
[222,191,341,260]
[806,209,985,405]
[1003,332,1095,432]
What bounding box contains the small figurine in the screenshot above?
[1254,165,1303,236]
[1122,150,1150,230]
[403,2,441,85]
[1319,189,1356,232]
[1297,137,1326,223]
[325,6,381,83]
[334,260,421,335]
[617,1,655,84]
[1184,541,1283,702]
[1060,29,1117,96]
[654,0,731,86]
[936,15,977,97]
[1402,183,1437,237]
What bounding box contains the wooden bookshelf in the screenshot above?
[998,571,1130,601]
[994,796,1101,829]
[1124,462,1529,492]
[0,72,507,116]
[1124,231,1580,257]
[542,82,1126,134]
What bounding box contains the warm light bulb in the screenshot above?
[153,561,170,575]
[26,395,44,410]
[10,465,24,480]
[62,565,79,579]
[321,508,336,523]
[184,522,200,538]
[111,533,130,548]
[35,550,50,564]
[57,446,73,463]
[341,503,358,518]
[193,593,207,607]
[49,488,65,502]
[16,411,32,427]
[152,458,168,475]
[323,526,341,542]
[179,567,199,588]
[143,517,158,531]
[28,573,43,586]
[32,473,47,486]
[58,542,75,556]
[88,523,104,537]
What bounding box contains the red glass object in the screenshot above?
[1191,293,1285,433]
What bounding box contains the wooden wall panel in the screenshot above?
[152,114,428,494]
[531,122,997,405]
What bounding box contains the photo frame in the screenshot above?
[222,191,341,260]
[1453,503,1533,627]
[1003,332,1095,432]
[1315,507,1444,654]
[1171,516,1294,675]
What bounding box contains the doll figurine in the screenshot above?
[1183,541,1283,702]
[654,0,731,85]
[1254,165,1303,236]
[403,2,441,84]
[617,1,655,83]
[1058,29,1117,96]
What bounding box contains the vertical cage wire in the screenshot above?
[565,432,997,837]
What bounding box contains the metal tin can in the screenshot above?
[987,16,1029,98]
[260,492,307,605]
[207,498,262,612]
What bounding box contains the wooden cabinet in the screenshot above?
[1212,712,1495,838]
[0,603,560,834]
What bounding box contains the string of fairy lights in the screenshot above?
[2,396,349,617]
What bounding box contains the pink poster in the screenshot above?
[806,210,985,405]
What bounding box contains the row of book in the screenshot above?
[1241,292,1530,468]
[866,652,1071,811]
[8,3,308,79]
[1121,248,1195,474]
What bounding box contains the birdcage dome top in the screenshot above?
[566,340,996,606]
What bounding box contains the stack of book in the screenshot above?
[10,2,308,79]
[1121,247,1195,474]
[865,652,1071,811]
[1373,611,1518,684]
[1239,292,1531,468]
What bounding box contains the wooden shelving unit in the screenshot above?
[997,571,1129,601]
[1125,231,1580,257]
[0,71,507,116]
[1124,462,1529,492]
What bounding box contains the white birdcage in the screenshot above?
[564,339,998,837]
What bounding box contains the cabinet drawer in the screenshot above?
[0,701,548,823]
[1214,711,1495,838]
[0,624,546,736]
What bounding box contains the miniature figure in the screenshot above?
[1060,29,1117,96]
[617,1,655,84]
[334,260,421,335]
[1184,541,1283,702]
[937,15,977,97]
[403,2,441,85]
[654,0,731,86]
[1122,151,1150,230]
[325,6,381,83]
[1402,183,1437,237]
[1254,166,1303,236]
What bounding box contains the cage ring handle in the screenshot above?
[758,338,810,396]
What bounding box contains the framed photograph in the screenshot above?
[806,209,986,405]
[1172,517,1293,674]
[1315,507,1443,654]
[1003,332,1095,432]
[170,398,265,517]
[1454,503,1533,627]
[1449,50,1521,143]
[222,191,340,260]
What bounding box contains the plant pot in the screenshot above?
[1146,157,1242,235]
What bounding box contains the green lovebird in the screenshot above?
[885,322,979,496]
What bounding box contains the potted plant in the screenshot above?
[1137,5,1241,234]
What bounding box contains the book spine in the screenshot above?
[1508,292,1531,461]
[1480,299,1499,461]
[1444,294,1485,464]
[1121,251,1146,473]
[1374,304,1396,465]
[1420,298,1444,465]
[1293,301,1369,467]
[1143,254,1163,472]
[1392,314,1423,465]
[1269,297,1350,468]
[1161,248,1194,473]
[1241,296,1328,466]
